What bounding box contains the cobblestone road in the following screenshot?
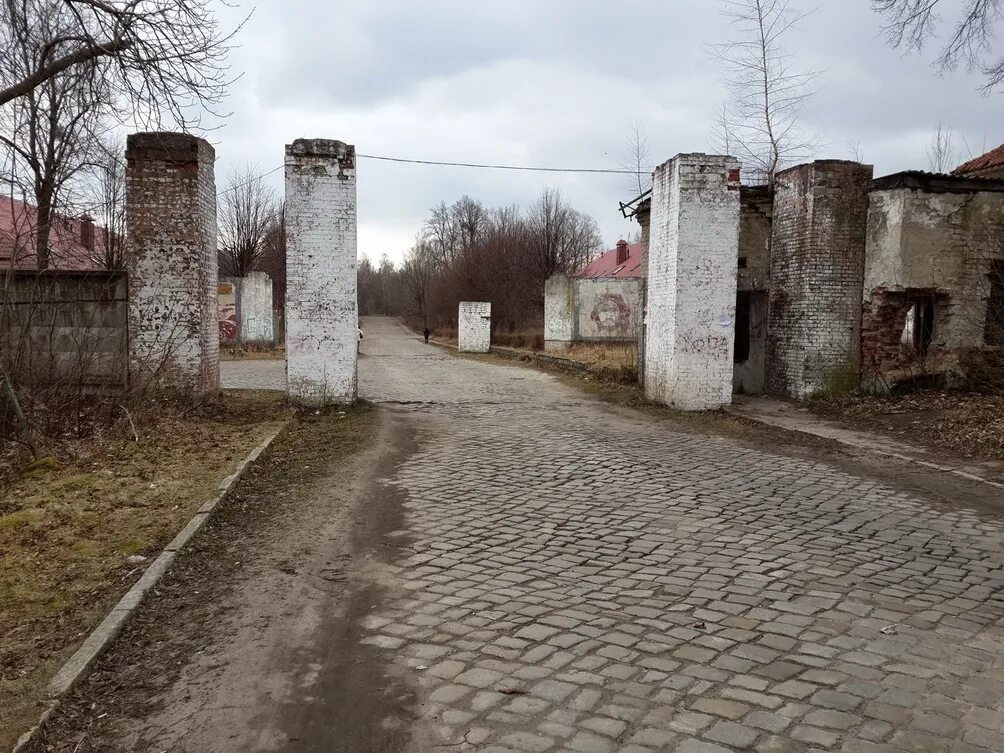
[351,317,1004,753]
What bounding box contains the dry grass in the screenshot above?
[220,344,285,361]
[810,390,1004,464]
[0,391,290,751]
[550,342,637,369]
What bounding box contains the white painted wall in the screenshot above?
[544,275,574,351]
[644,154,740,410]
[458,301,491,353]
[284,139,358,405]
[240,271,275,343]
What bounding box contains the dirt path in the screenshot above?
[29,317,1004,753]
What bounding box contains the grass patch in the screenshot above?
[0,391,290,751]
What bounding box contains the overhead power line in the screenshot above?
[215,153,646,198]
[355,153,647,175]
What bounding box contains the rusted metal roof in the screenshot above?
[953,143,1004,176]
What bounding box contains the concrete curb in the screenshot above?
[11,425,287,753]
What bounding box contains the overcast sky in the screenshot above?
[207,0,1004,264]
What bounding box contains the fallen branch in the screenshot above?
[119,404,139,442]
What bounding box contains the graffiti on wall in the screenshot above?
[589,293,632,336]
[218,282,237,342]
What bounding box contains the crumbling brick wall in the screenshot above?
[767,160,873,398]
[458,301,491,353]
[126,132,219,393]
[285,139,358,405]
[863,173,1004,387]
[644,154,741,410]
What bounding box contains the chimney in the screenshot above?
[80,215,95,252]
[615,239,629,265]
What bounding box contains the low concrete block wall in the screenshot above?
[1,271,128,390]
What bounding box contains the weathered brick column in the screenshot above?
[767,160,873,398]
[126,132,219,393]
[643,154,741,410]
[285,139,358,404]
[458,302,491,353]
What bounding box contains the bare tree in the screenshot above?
[927,121,957,172]
[218,165,276,279]
[258,202,286,309]
[400,240,436,327]
[0,55,107,268]
[874,0,1004,94]
[710,102,734,158]
[618,120,652,195]
[849,141,865,162]
[710,0,819,185]
[526,188,602,285]
[87,138,127,269]
[0,0,243,127]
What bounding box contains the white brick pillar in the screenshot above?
[458,302,491,352]
[284,139,358,405]
[643,154,741,410]
[126,132,219,393]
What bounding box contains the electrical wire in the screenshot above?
[215,152,646,197]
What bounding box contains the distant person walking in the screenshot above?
[423,327,430,344]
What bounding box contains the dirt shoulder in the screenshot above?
[25,402,427,753]
[809,390,1004,470]
[0,392,288,753]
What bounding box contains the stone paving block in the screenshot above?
[690,698,750,720]
[346,321,1004,753]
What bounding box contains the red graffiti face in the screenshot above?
[219,317,237,341]
[590,294,631,334]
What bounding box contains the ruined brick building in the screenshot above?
[628,145,1004,398]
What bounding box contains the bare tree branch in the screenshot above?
[710,0,819,185]
[873,0,1004,93]
[0,0,245,128]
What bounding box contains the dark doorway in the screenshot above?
[735,291,751,362]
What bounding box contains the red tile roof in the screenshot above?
[577,241,646,279]
[0,196,107,270]
[953,143,1004,176]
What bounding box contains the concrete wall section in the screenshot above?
[862,177,1004,385]
[240,271,275,343]
[767,161,873,398]
[575,278,643,341]
[459,301,491,352]
[126,132,219,393]
[2,271,127,390]
[543,274,574,352]
[644,154,741,410]
[285,139,358,405]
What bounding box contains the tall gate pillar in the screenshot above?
[643,153,741,410]
[126,132,219,393]
[284,139,358,404]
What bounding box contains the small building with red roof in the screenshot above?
[577,239,645,279]
[0,196,108,271]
